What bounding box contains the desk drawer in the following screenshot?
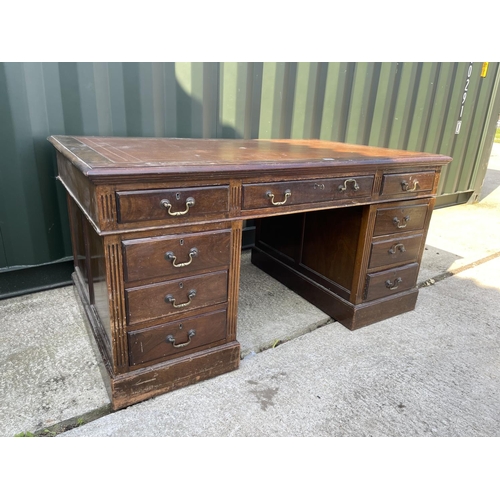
[122,229,231,283]
[368,233,424,270]
[116,186,229,224]
[363,263,419,302]
[128,309,227,366]
[373,203,430,236]
[381,171,435,196]
[242,176,374,210]
[125,271,228,326]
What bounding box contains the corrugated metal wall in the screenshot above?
[1,62,499,277]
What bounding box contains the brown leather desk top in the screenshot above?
[48,136,452,183]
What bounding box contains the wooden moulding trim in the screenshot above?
[110,342,241,410]
[349,289,419,330]
[351,205,377,305]
[49,135,451,185]
[227,222,243,342]
[98,192,116,226]
[48,135,115,175]
[105,241,129,371]
[230,181,242,217]
[83,161,449,185]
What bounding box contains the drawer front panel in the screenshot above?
[363,263,419,302]
[373,203,429,236]
[381,171,435,196]
[122,229,231,283]
[116,186,229,224]
[128,309,227,366]
[368,233,424,270]
[242,176,374,210]
[125,271,228,325]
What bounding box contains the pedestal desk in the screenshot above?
[48,136,452,410]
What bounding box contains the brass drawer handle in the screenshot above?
[388,243,406,255]
[385,277,402,290]
[401,180,420,192]
[160,197,195,216]
[164,289,196,308]
[165,248,198,267]
[393,215,410,228]
[338,178,360,192]
[267,189,291,206]
[166,329,196,348]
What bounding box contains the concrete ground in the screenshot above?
[1,144,499,437]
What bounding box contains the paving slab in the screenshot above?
[58,256,500,437]
[1,143,499,437]
[0,287,110,436]
[0,249,330,436]
[237,251,331,358]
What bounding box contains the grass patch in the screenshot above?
[495,127,500,143]
[12,405,112,437]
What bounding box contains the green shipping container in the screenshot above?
[1,62,499,297]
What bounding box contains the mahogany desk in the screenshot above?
[48,136,452,410]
